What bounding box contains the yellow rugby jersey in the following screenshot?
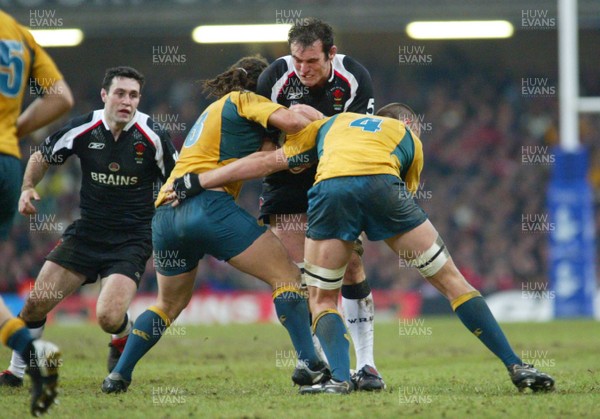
[156,91,283,206]
[283,113,423,192]
[0,11,64,158]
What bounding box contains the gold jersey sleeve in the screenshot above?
[235,90,284,127]
[0,11,64,158]
[282,118,323,168]
[155,91,283,206]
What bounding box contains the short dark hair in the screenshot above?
[288,17,334,55]
[202,55,269,98]
[376,102,420,136]
[102,66,145,92]
[376,102,417,121]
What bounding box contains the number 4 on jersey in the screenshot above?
[349,117,382,132]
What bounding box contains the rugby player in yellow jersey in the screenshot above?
[169,103,556,394]
[0,10,73,415]
[0,11,73,241]
[257,19,382,390]
[102,56,327,394]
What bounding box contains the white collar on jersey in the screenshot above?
[100,109,139,132]
[327,56,337,84]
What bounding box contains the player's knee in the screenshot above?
[97,308,126,333]
[414,235,451,278]
[157,293,192,320]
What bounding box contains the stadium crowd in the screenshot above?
[2,52,599,298]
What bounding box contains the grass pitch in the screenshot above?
[0,318,597,419]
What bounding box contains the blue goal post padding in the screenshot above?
[547,147,597,318]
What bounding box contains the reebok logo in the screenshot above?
[286,91,303,100]
[88,142,105,149]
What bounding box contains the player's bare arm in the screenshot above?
[268,108,312,134]
[166,149,289,206]
[289,104,324,121]
[202,149,289,188]
[16,79,74,138]
[19,151,50,215]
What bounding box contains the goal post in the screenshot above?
[548,0,597,318]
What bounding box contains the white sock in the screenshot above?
[7,324,45,379]
[342,293,375,371]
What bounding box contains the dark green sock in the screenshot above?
[273,288,320,369]
[454,294,522,366]
[112,307,169,381]
[314,311,350,382]
[7,327,34,359]
[0,319,35,369]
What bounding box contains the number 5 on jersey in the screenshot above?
[0,41,25,97]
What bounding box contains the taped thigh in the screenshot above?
[415,236,450,278]
[303,261,347,290]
